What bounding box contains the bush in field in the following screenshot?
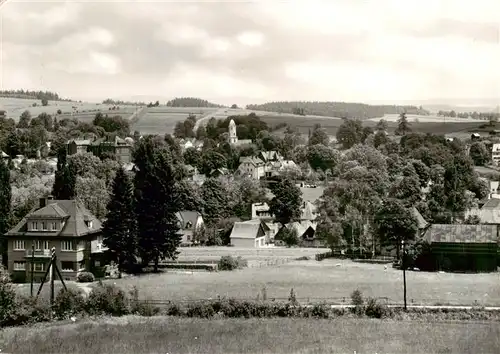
[351,289,364,316]
[53,289,86,319]
[85,283,129,316]
[128,286,160,317]
[218,255,248,271]
[0,267,16,326]
[77,272,95,283]
[365,297,389,318]
[5,296,52,327]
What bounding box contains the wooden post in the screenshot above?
[50,247,55,307]
[402,240,407,311]
[30,241,35,297]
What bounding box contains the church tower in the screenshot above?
[228,119,238,144]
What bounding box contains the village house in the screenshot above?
[176,210,204,245]
[5,196,102,282]
[179,138,204,151]
[491,143,500,166]
[229,220,270,248]
[67,135,133,164]
[236,156,265,179]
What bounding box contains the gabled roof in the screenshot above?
[239,156,264,165]
[481,198,500,210]
[230,220,266,239]
[300,201,318,221]
[411,207,428,229]
[176,210,202,229]
[7,199,102,238]
[425,224,497,244]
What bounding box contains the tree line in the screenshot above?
[166,97,224,108]
[0,90,70,101]
[246,101,430,119]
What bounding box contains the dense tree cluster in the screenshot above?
[246,101,430,119]
[0,89,69,101]
[166,97,224,108]
[102,99,146,106]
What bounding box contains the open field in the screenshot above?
[371,113,483,123]
[132,106,218,135]
[94,258,500,305]
[262,114,485,137]
[0,97,138,122]
[2,316,499,354]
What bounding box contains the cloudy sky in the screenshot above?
[1,0,499,106]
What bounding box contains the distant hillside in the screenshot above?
[0,89,71,101]
[166,97,224,108]
[103,98,146,106]
[246,101,430,119]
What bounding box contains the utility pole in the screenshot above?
[36,247,67,307]
[50,247,55,306]
[402,240,407,310]
[30,241,35,297]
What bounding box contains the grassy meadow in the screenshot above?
[262,114,485,137]
[131,106,218,135]
[0,97,138,122]
[2,316,499,354]
[93,258,500,305]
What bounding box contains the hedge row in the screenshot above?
[3,283,500,328]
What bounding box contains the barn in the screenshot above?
[424,224,499,272]
[229,220,269,248]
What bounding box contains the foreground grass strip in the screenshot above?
[1,316,500,354]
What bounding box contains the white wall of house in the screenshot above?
[231,236,267,248]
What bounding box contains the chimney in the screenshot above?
[39,197,46,209]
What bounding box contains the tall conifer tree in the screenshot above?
[0,159,11,267]
[134,137,182,271]
[102,167,137,276]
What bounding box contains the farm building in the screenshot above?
[424,224,499,272]
[229,220,269,248]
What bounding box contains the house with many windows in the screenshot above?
[66,135,133,164]
[5,196,102,282]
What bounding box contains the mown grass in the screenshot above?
[1,316,499,354]
[97,259,500,305]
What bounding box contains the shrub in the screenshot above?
[288,288,298,306]
[310,303,330,318]
[351,289,364,316]
[77,272,95,283]
[296,256,310,261]
[4,296,52,327]
[85,283,129,316]
[128,286,160,317]
[186,302,216,318]
[53,288,86,319]
[0,267,16,325]
[218,256,247,271]
[365,298,389,318]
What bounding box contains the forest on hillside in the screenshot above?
[166,97,224,108]
[0,89,70,101]
[246,101,430,119]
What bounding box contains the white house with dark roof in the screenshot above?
[176,210,204,245]
[229,220,269,248]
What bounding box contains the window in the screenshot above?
[94,260,101,267]
[61,261,74,272]
[14,261,26,271]
[61,240,73,251]
[41,222,47,231]
[85,220,93,228]
[13,240,25,250]
[50,222,57,231]
[187,235,191,241]
[34,263,44,272]
[185,221,192,229]
[31,222,38,231]
[35,240,49,250]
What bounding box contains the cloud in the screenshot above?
[1,0,499,104]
